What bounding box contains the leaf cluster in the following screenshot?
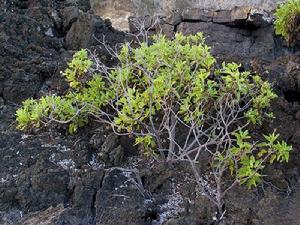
[274,0,300,44]
[214,130,292,188]
[16,49,111,133]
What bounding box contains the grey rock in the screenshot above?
[182,8,214,22]
[49,10,62,30]
[230,6,251,21]
[213,10,232,23]
[0,209,23,225]
[65,12,98,49]
[164,10,182,25]
[0,4,64,103]
[65,12,125,50]
[61,6,79,31]
[89,129,105,150]
[95,168,146,225]
[90,0,285,29]
[247,8,274,27]
[177,21,274,62]
[15,205,66,225]
[66,170,105,223]
[97,134,124,166]
[16,158,70,212]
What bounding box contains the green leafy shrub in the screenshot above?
[274,0,300,44]
[16,49,111,133]
[63,49,93,90]
[16,33,292,220]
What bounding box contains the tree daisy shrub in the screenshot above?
[16,33,292,221]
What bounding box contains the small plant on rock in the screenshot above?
[274,0,300,45]
[16,33,292,223]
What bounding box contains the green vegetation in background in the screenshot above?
[274,0,300,45]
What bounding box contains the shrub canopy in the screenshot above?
[275,0,300,44]
[16,33,291,193]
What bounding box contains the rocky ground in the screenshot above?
[1,0,300,225]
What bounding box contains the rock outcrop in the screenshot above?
[0,0,126,104]
[91,0,285,30]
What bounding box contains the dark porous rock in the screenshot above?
[222,185,257,224]
[0,3,64,103]
[61,6,79,31]
[177,22,252,62]
[31,170,69,194]
[95,168,146,225]
[65,12,97,49]
[48,170,107,225]
[76,0,91,12]
[97,133,124,166]
[16,158,70,213]
[250,26,275,59]
[296,111,300,121]
[65,12,126,50]
[285,59,300,92]
[72,140,93,167]
[27,0,58,9]
[253,188,300,225]
[3,71,43,104]
[0,184,18,210]
[142,164,173,193]
[177,21,274,62]
[71,170,104,215]
[89,128,105,150]
[49,9,62,31]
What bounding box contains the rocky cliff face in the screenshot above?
[1,0,300,225]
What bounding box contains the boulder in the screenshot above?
[65,12,101,50]
[95,168,146,225]
[97,134,124,166]
[61,6,79,31]
[16,158,70,212]
[65,12,126,50]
